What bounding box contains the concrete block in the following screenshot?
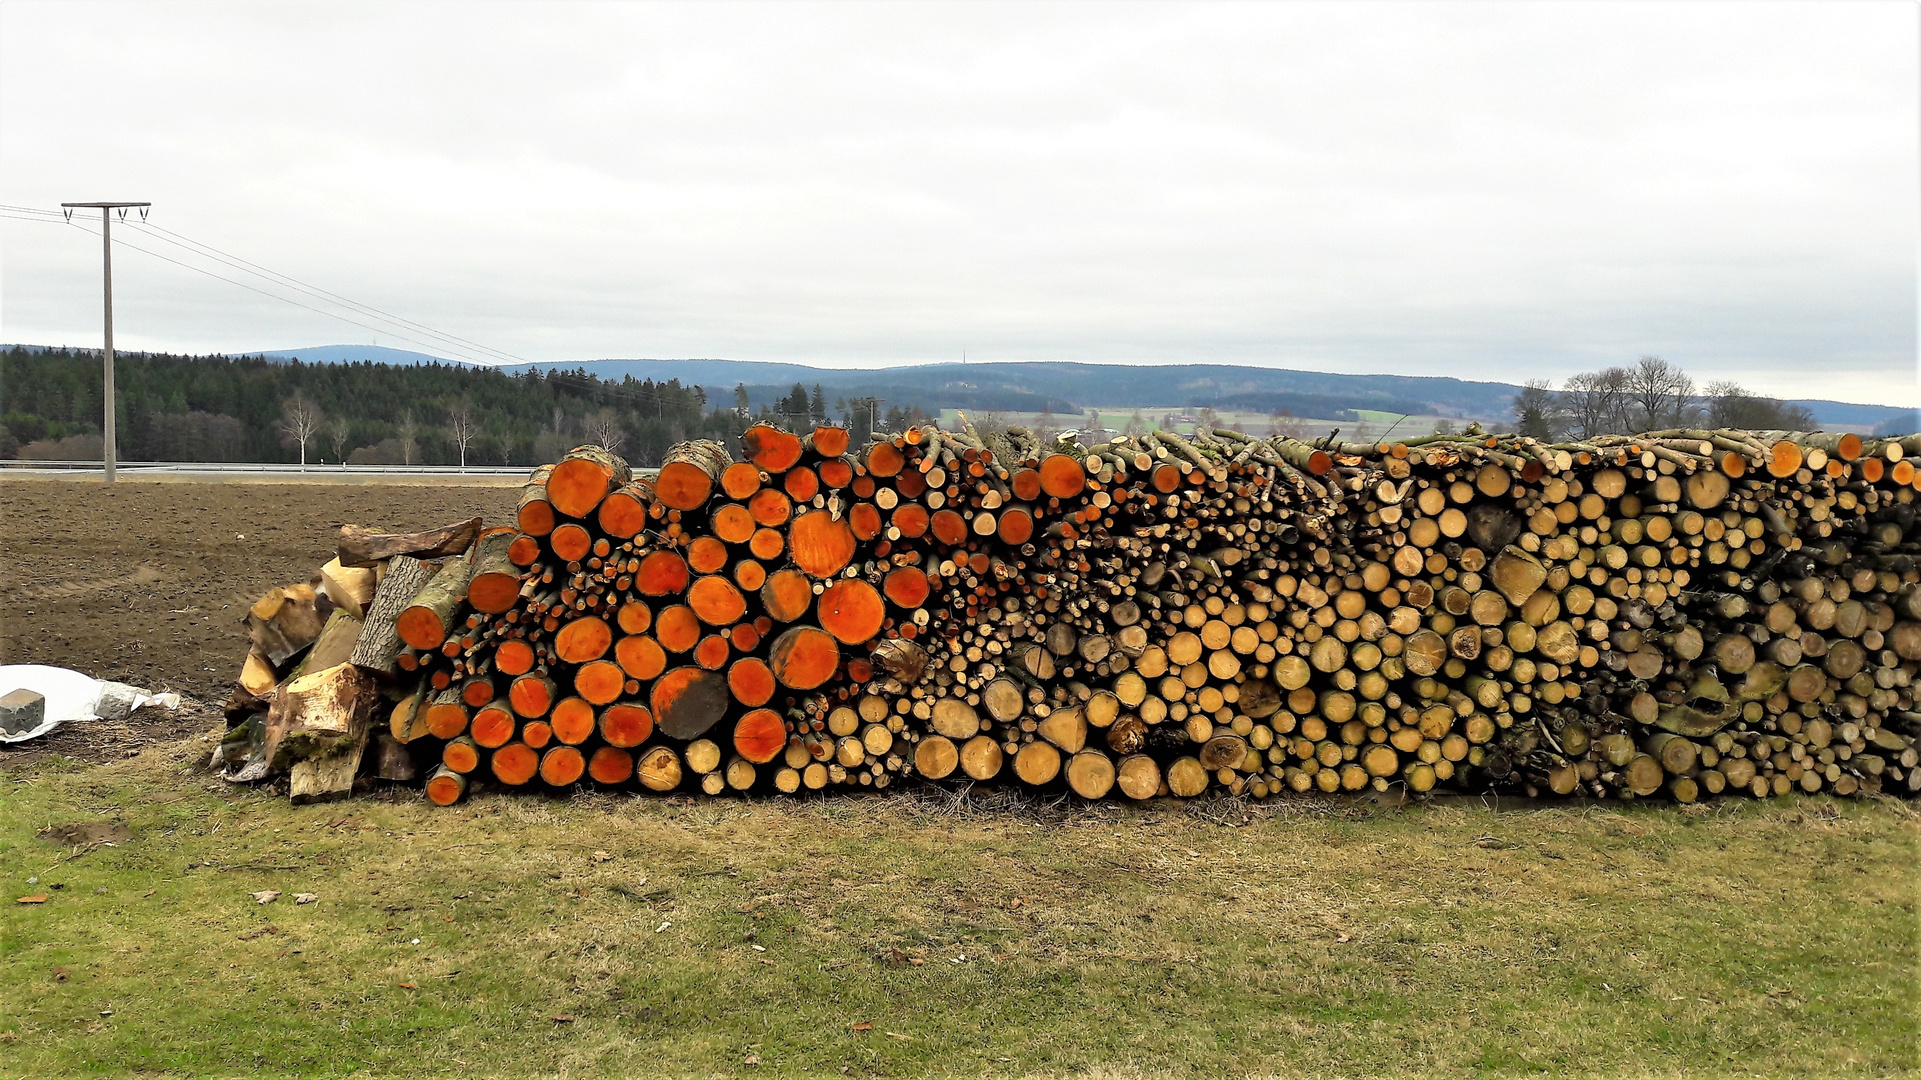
[1,689,46,735]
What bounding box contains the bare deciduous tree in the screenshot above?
[447,400,479,470]
[1561,367,1633,439]
[1625,356,1695,430]
[1267,408,1306,440]
[396,411,419,466]
[1512,379,1563,441]
[277,393,323,468]
[582,409,625,454]
[327,416,352,467]
[1703,380,1816,431]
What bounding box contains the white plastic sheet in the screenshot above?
[0,665,180,743]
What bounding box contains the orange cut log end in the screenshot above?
[490,742,539,785]
[930,509,968,546]
[728,657,776,706]
[554,616,613,663]
[712,503,756,544]
[848,502,882,540]
[688,575,748,626]
[573,660,626,705]
[425,770,466,805]
[743,424,804,472]
[656,461,717,511]
[783,466,820,502]
[721,461,764,500]
[597,485,654,538]
[819,458,854,489]
[790,510,857,577]
[769,626,839,690]
[441,738,480,774]
[1768,440,1804,478]
[761,569,815,623]
[636,552,690,596]
[469,570,521,614]
[551,697,597,744]
[539,746,586,787]
[395,607,449,651]
[508,674,557,718]
[548,456,615,518]
[600,703,654,747]
[733,708,787,764]
[687,536,730,575]
[883,567,931,609]
[866,441,904,478]
[748,488,793,527]
[892,504,929,538]
[1039,454,1086,498]
[616,601,653,634]
[811,426,850,457]
[495,639,536,676]
[655,605,702,653]
[749,527,786,561]
[694,634,732,670]
[588,746,634,785]
[460,677,495,708]
[471,705,516,748]
[507,534,542,567]
[425,700,469,740]
[733,559,767,592]
[817,579,885,645]
[997,507,1034,545]
[517,499,556,538]
[550,523,592,562]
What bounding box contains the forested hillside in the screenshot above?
[0,347,887,466]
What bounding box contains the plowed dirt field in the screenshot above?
[0,479,519,702]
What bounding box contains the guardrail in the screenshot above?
[0,460,531,475]
[0,460,662,479]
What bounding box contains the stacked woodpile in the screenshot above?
[216,421,1921,805]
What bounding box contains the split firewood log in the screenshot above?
[337,517,482,566]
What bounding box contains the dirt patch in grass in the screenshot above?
[35,821,132,847]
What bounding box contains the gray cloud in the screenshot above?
[2,1,1914,403]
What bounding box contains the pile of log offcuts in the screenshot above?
[214,421,1921,806]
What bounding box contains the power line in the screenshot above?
[5,205,696,408]
[126,220,536,367]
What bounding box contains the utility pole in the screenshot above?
[62,200,150,482]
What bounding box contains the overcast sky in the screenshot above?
[2,1,1915,403]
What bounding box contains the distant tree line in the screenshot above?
[0,348,920,467]
[1511,356,1820,441]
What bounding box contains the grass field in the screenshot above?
[3,729,1915,1079]
[932,408,1462,442]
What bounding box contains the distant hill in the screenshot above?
[495,358,1915,432]
[28,343,1906,432]
[253,344,474,367]
[494,359,1510,423]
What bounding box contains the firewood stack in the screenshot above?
[216,421,1921,805]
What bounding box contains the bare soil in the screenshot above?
[0,478,518,707]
